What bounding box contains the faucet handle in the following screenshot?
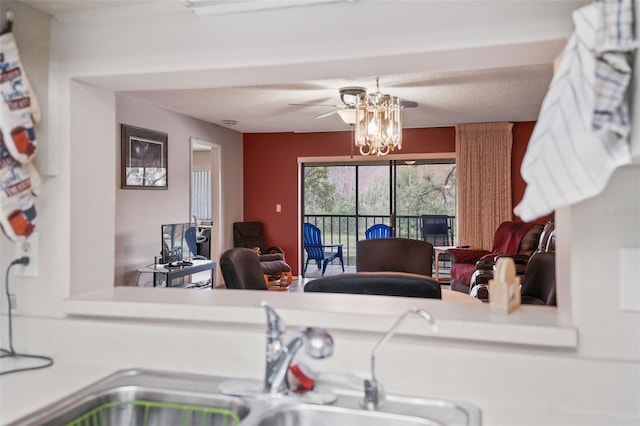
[303,327,334,359]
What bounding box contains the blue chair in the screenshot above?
[303,223,345,275]
[185,226,208,260]
[365,223,393,239]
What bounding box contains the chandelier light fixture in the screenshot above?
[353,78,403,156]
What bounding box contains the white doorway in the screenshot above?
[190,138,222,284]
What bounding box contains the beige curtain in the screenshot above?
[455,122,513,250]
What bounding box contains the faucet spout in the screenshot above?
[260,302,334,396]
[363,308,435,410]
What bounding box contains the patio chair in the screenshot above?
[303,222,345,275]
[420,215,452,246]
[420,214,453,273]
[365,223,393,239]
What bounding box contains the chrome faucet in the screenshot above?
[260,302,334,395]
[362,308,435,410]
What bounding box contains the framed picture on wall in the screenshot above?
[121,124,168,189]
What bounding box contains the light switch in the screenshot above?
[276,204,281,212]
[620,248,640,312]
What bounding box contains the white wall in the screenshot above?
[114,95,242,286]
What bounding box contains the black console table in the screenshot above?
[138,259,217,288]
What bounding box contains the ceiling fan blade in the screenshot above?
[315,109,340,119]
[401,100,418,108]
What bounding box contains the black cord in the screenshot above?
[0,257,54,376]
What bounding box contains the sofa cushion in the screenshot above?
[518,224,544,256]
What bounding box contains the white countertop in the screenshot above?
[64,287,578,348]
[0,360,116,424]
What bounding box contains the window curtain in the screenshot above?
[455,122,513,250]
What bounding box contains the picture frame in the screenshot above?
[121,124,168,189]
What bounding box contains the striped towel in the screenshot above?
[514,0,637,221]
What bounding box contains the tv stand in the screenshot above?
[139,259,216,288]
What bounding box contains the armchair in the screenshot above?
[520,251,556,306]
[219,247,269,290]
[233,221,291,283]
[470,220,555,300]
[233,221,284,256]
[447,221,543,294]
[220,247,291,289]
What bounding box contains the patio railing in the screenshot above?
[303,214,456,266]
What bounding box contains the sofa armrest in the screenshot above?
[493,253,530,264]
[266,246,285,255]
[259,253,284,262]
[447,248,491,264]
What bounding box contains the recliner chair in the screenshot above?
[219,247,269,290]
[469,220,555,301]
[447,221,544,294]
[233,221,291,283]
[233,221,284,256]
[520,251,556,305]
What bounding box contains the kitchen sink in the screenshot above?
[253,388,479,426]
[255,403,442,426]
[8,369,481,426]
[7,369,250,426]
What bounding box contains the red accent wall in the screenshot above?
[243,123,547,275]
[512,122,554,224]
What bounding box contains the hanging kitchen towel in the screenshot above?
[0,31,40,164]
[0,127,39,241]
[514,0,636,221]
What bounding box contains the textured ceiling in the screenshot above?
[119,64,554,133]
[17,0,575,134]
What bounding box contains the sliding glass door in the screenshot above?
[302,158,456,270]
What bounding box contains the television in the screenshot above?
[160,223,196,264]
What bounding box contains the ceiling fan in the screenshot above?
[289,79,418,122]
[289,87,367,120]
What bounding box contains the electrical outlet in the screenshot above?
[14,231,38,277]
[276,204,282,212]
[9,294,17,310]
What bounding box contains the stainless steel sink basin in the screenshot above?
[8,370,481,426]
[251,388,480,426]
[39,386,247,426]
[255,403,440,426]
[8,369,250,426]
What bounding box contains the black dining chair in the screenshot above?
[304,272,442,299]
[356,238,433,277]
